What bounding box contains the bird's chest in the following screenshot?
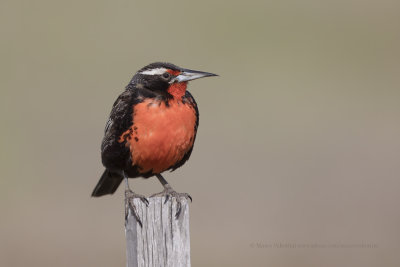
[120,99,197,173]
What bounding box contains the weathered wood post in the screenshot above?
[125,197,191,267]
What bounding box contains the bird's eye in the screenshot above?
[162,72,171,79]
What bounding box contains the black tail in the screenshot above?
[91,169,124,197]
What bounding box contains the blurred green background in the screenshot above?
[1,0,400,266]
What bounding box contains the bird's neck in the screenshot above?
[167,82,187,99]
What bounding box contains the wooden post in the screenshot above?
[125,197,191,267]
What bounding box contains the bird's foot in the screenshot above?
[150,185,192,218]
[125,189,148,227]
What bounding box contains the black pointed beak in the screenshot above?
[171,68,218,83]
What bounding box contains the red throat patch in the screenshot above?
[168,82,187,99]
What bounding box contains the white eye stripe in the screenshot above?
[139,68,168,75]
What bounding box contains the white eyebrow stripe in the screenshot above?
[139,68,168,75]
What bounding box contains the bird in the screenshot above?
[91,62,217,224]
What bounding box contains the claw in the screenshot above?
[124,189,147,227]
[151,189,191,219]
[141,197,149,206]
[128,200,143,227]
[175,201,182,219]
[164,194,170,204]
[124,204,129,224]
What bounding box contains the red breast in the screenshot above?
[119,98,197,173]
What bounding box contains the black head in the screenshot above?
[127,62,217,97]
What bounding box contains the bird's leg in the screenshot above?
[151,174,192,218]
[124,172,148,227]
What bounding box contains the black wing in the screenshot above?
[101,89,138,171]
